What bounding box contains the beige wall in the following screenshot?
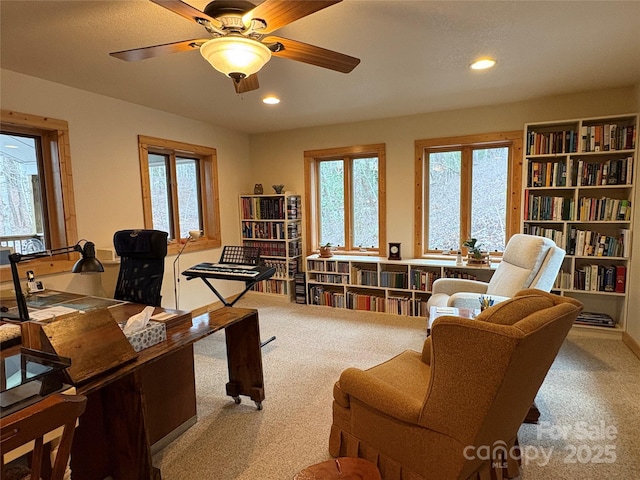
[0,69,251,312]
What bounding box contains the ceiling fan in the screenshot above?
[110,0,360,93]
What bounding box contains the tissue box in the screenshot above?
[124,321,166,352]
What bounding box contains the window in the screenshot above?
[138,136,221,255]
[1,110,78,274]
[304,144,386,254]
[414,132,522,256]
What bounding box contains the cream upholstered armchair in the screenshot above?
[330,289,583,480]
[427,234,565,311]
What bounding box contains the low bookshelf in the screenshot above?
[305,255,497,317]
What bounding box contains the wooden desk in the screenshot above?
[2,294,265,480]
[71,305,265,480]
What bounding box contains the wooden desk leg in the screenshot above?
[224,311,265,409]
[101,371,158,480]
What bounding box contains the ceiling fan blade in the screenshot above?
[110,39,209,61]
[264,36,360,73]
[245,0,341,34]
[150,0,217,25]
[233,74,260,94]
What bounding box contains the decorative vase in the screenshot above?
[319,246,333,258]
[272,184,284,194]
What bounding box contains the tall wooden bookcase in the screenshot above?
[240,193,302,300]
[523,113,637,332]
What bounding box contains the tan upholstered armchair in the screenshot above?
[427,234,565,311]
[330,289,582,480]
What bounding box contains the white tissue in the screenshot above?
[123,305,155,335]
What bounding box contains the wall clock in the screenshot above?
[388,243,401,260]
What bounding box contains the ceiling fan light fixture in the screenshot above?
[200,36,271,79]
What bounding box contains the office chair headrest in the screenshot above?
[113,229,168,258]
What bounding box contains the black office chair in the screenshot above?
[113,229,168,306]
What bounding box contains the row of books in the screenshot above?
[262,258,299,279]
[306,260,350,273]
[241,195,301,220]
[241,221,287,240]
[250,279,289,295]
[580,123,636,152]
[526,156,634,188]
[574,264,625,293]
[242,239,301,257]
[409,269,441,291]
[524,194,574,221]
[567,228,628,258]
[443,269,479,280]
[575,197,631,222]
[351,267,378,286]
[346,291,386,312]
[309,273,348,284]
[385,296,413,316]
[528,161,568,187]
[575,157,633,186]
[522,225,565,250]
[554,270,573,290]
[574,312,615,328]
[526,129,578,155]
[380,270,408,289]
[308,286,346,307]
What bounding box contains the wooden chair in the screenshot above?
[1,394,87,480]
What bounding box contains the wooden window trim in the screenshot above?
[0,109,79,277]
[138,135,221,256]
[304,144,386,256]
[414,131,522,257]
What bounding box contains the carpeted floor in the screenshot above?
[153,295,640,479]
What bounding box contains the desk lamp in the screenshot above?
[8,240,104,322]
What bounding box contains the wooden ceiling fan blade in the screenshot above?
[264,36,360,73]
[110,39,209,61]
[150,0,217,25]
[245,0,341,34]
[233,74,260,94]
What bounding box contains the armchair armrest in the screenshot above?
[431,278,489,296]
[339,367,423,424]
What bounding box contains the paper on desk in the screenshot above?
[28,306,79,321]
[123,306,155,335]
[435,307,456,313]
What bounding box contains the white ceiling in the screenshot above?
[1,0,640,134]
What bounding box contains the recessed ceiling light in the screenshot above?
[262,96,280,105]
[470,58,496,70]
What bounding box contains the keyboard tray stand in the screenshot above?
[182,247,277,346]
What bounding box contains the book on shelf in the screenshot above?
[603,265,616,292]
[615,265,626,293]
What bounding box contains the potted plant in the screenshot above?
[319,242,333,258]
[463,238,489,265]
